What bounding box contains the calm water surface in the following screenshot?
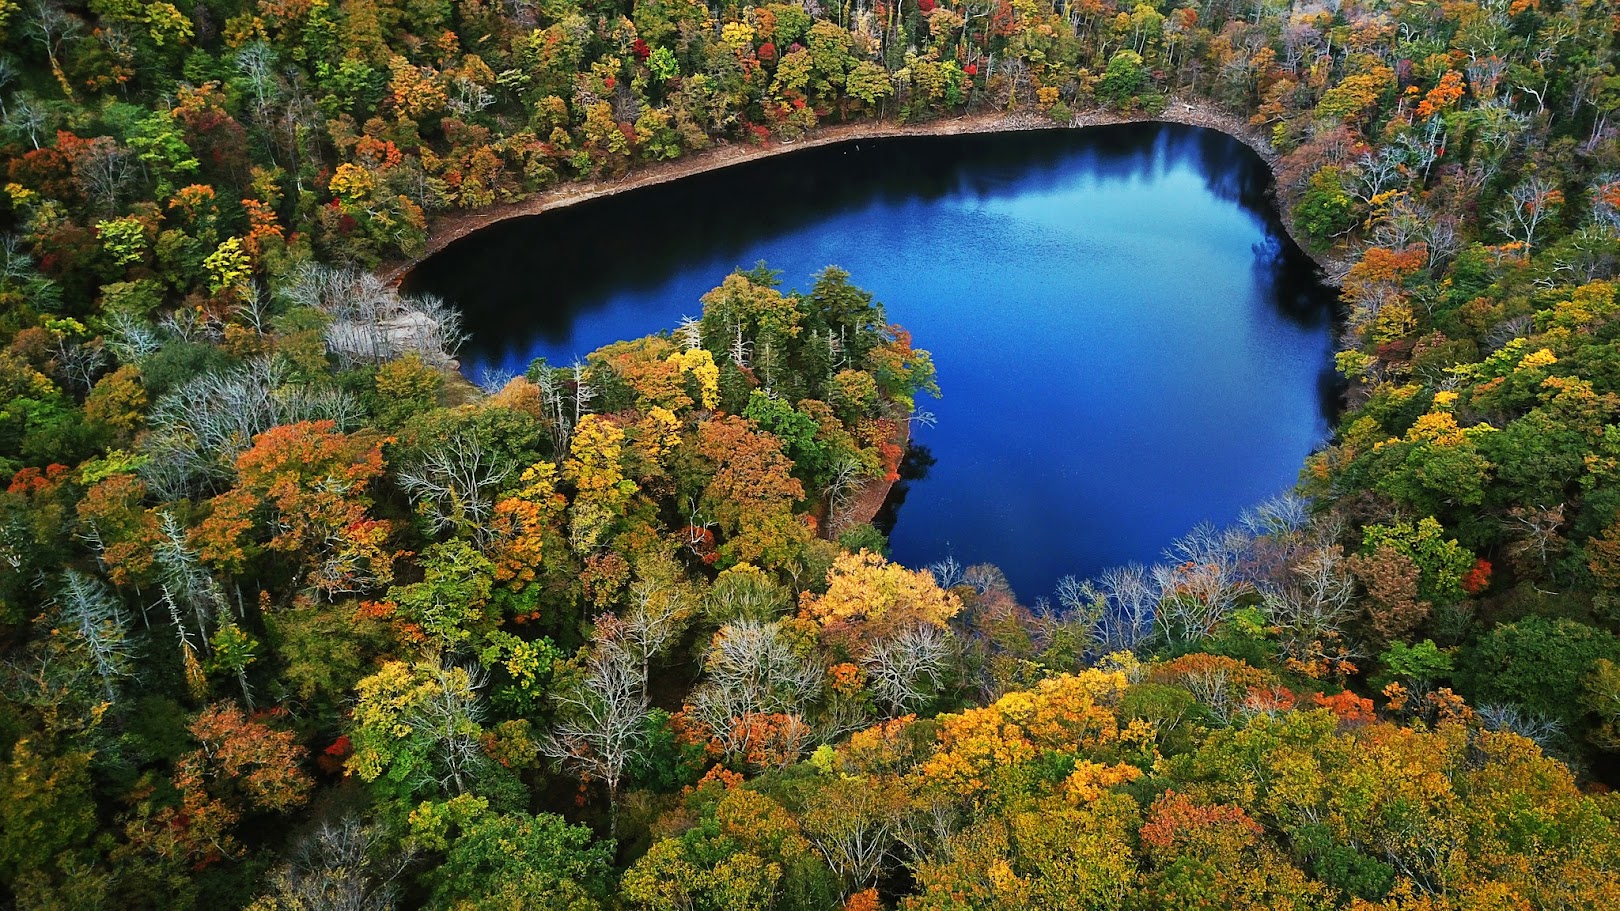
[407,123,1339,599]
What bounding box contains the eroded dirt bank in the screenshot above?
[380,100,1354,288]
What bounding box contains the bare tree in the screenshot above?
[1494,176,1564,252]
[1152,523,1253,648]
[3,91,46,148]
[53,570,135,703]
[1260,545,1359,675]
[1418,214,1461,273]
[534,366,574,453]
[1092,563,1158,652]
[408,663,489,796]
[892,789,963,867]
[618,580,695,695]
[801,777,900,898]
[543,618,650,838]
[861,623,952,716]
[1394,117,1446,184]
[1350,146,1408,204]
[234,282,276,337]
[677,315,703,351]
[235,42,282,165]
[961,563,1010,597]
[253,816,413,911]
[284,264,466,367]
[1593,175,1620,233]
[273,68,327,193]
[448,76,495,116]
[1505,504,1565,573]
[0,57,17,117]
[102,311,163,364]
[69,136,137,216]
[396,427,516,544]
[687,619,824,760]
[25,1,79,96]
[1550,226,1619,283]
[140,357,361,497]
[474,365,516,393]
[158,307,224,345]
[570,360,595,426]
[1168,658,1251,722]
[50,334,108,395]
[1239,492,1311,538]
[926,556,965,590]
[1476,703,1564,751]
[1053,563,1159,655]
[823,452,871,537]
[152,510,230,695]
[689,621,824,720]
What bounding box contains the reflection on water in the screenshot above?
[407,122,1340,598]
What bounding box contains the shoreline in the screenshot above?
[379,99,1353,288]
[393,100,1357,530]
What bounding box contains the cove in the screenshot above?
[405,122,1340,599]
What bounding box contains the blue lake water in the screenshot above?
[405,123,1339,600]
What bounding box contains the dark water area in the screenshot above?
[406,123,1340,600]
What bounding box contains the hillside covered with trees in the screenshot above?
[3,0,1620,909]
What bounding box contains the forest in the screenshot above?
[2,0,1620,909]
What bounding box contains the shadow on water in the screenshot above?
[406,123,1313,363]
[408,122,1341,595]
[872,443,937,538]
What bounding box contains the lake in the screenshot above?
[405,122,1339,600]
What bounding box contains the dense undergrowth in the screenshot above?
[3,0,1620,909]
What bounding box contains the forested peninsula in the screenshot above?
[4,1,1620,910]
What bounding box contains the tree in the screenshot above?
[907,796,1139,911]
[1584,659,1620,752]
[690,415,809,567]
[195,419,394,598]
[0,737,100,895]
[543,618,651,837]
[621,779,836,911]
[1346,544,1425,644]
[860,623,953,716]
[563,414,637,554]
[800,550,962,642]
[249,816,412,911]
[427,810,615,911]
[1494,176,1564,252]
[182,703,312,814]
[1460,617,1620,731]
[1096,50,1148,108]
[686,619,824,764]
[50,569,135,702]
[123,703,312,871]
[387,539,496,651]
[349,661,489,802]
[82,364,146,444]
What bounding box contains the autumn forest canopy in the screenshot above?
[4,0,1620,909]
